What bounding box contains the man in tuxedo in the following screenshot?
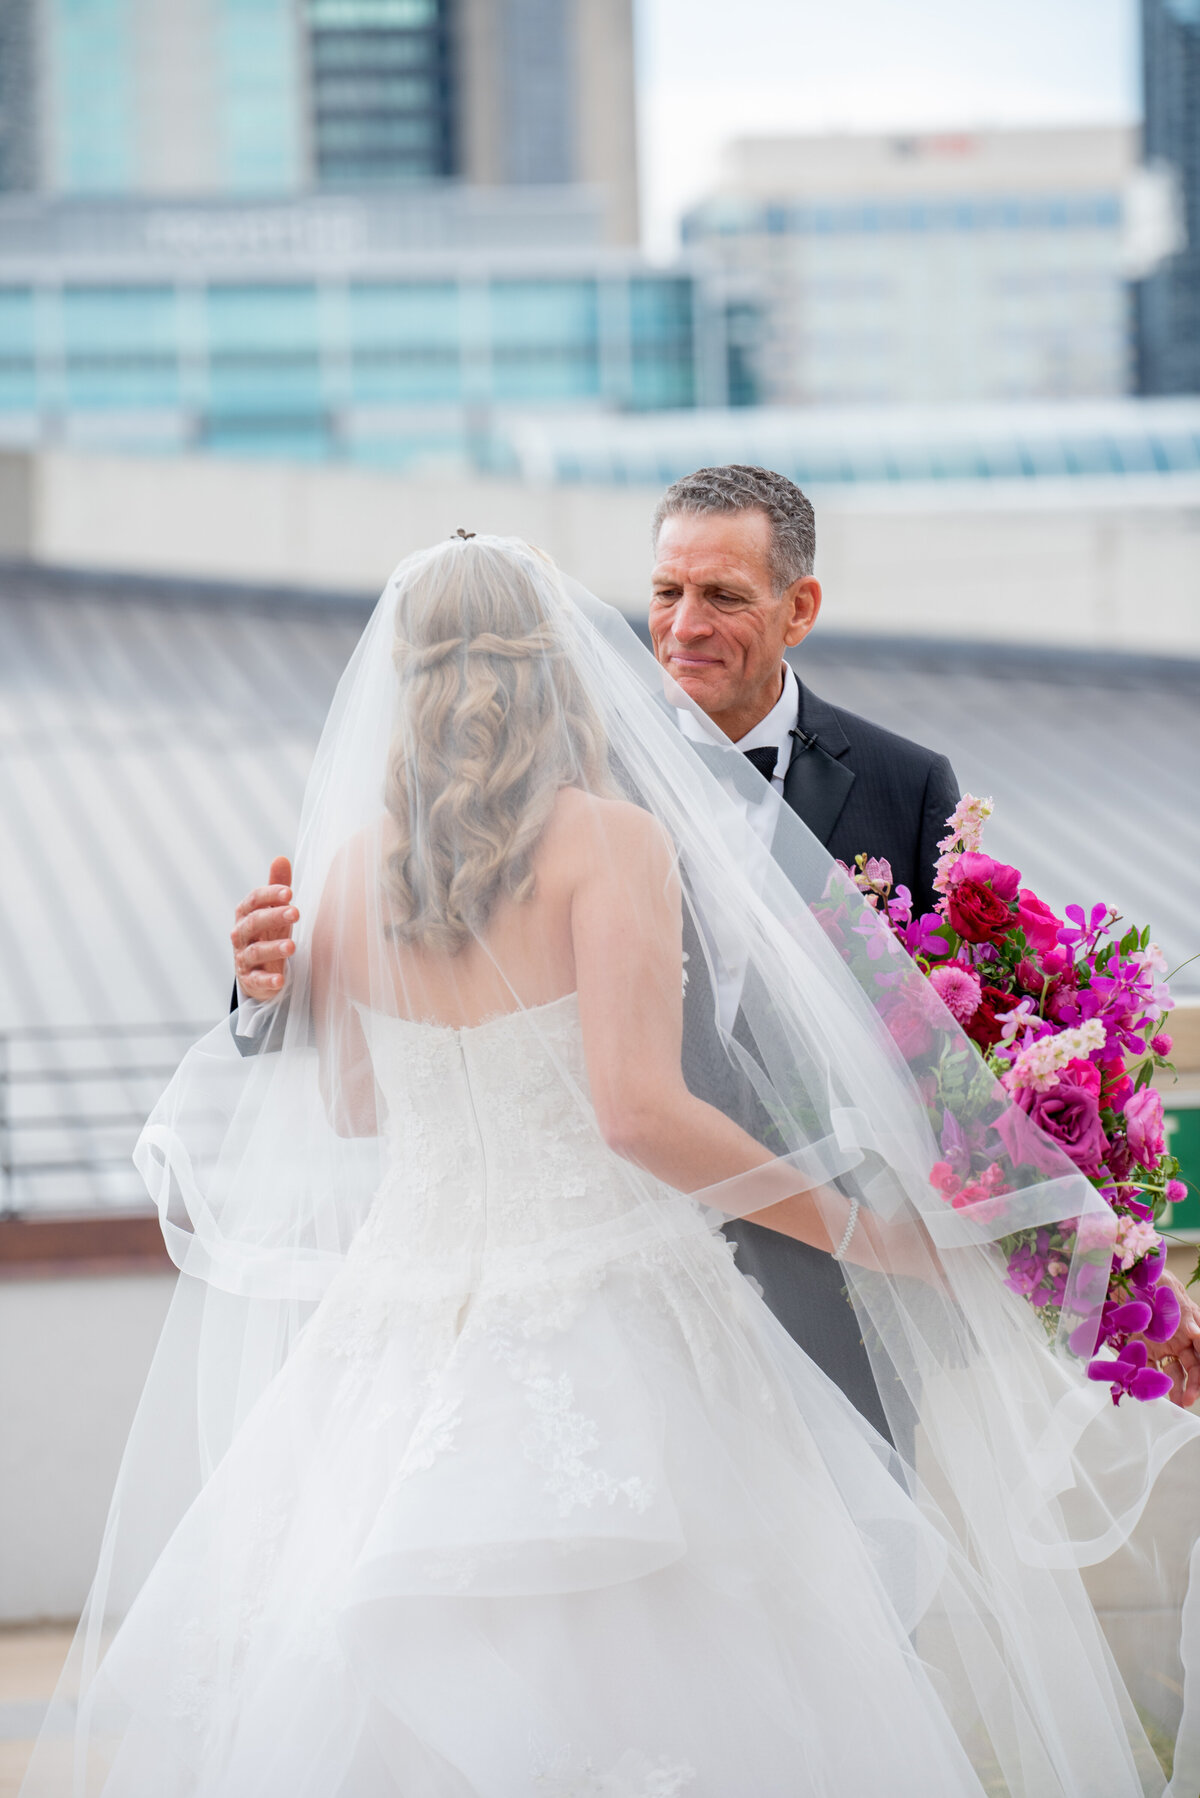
[648,465,958,1438]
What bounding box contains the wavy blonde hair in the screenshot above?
[384,537,612,952]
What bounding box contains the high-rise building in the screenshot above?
[1137,0,1200,392]
[684,127,1136,406]
[0,0,38,192]
[10,0,638,241]
[0,189,709,467]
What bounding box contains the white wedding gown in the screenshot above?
[91,994,1016,1795]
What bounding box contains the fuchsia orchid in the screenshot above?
[840,801,1192,1407]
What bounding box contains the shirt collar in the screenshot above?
[734,663,799,768]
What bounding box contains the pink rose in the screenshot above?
[1124,1088,1166,1167]
[995,1076,1109,1177]
[1016,887,1064,955]
[953,852,1021,902]
[1063,1057,1101,1098]
[881,987,937,1059]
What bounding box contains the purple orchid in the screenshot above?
[1087,1340,1173,1405]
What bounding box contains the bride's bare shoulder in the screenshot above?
[542,787,674,875]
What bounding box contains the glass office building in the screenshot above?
[307,0,456,185]
[1138,0,1200,393]
[0,194,711,468]
[17,0,640,242]
[684,127,1136,406]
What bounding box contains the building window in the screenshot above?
[53,0,135,190]
[305,0,454,184]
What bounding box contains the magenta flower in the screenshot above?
[1167,1179,1188,1204]
[1152,1033,1174,1057]
[1057,902,1115,951]
[928,963,982,1024]
[902,912,950,961]
[1087,1340,1173,1405]
[1016,887,1064,954]
[995,1076,1109,1178]
[1124,1088,1166,1167]
[1005,1243,1044,1298]
[1144,1278,1182,1344]
[952,851,1021,901]
[880,988,936,1058]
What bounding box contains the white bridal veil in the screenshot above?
[21,536,1200,1795]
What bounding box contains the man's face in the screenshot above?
[649,508,821,741]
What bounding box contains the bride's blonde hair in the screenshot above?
[384,537,612,952]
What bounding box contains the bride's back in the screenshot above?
[312,536,652,1035]
[360,786,628,1029]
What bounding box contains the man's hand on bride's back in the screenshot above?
[232,855,298,1001]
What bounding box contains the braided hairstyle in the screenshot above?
[384,537,612,952]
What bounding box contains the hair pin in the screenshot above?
[454,528,476,540]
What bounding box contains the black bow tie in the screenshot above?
[741,745,779,781]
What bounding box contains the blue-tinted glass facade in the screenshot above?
[350,283,461,401]
[0,269,704,463]
[53,0,134,190]
[63,287,179,408]
[489,281,599,401]
[0,0,37,191]
[1138,0,1200,392]
[683,193,1123,243]
[306,0,455,184]
[0,287,36,408]
[219,0,306,189]
[629,279,694,409]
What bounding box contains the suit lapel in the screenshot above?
[781,679,856,847]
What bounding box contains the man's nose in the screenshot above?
[672,593,713,643]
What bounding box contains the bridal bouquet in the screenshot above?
[841,797,1189,1405]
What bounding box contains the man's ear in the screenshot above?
[783,576,821,649]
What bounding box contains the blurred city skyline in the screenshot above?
[639,0,1140,255]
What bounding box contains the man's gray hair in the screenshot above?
[652,465,816,591]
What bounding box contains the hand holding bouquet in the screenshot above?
[844,797,1191,1405]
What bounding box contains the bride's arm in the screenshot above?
[571,803,877,1266]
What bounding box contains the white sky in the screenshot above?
[635,0,1141,256]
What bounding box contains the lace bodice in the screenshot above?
[350,992,654,1263]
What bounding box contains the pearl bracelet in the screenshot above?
[830,1197,860,1264]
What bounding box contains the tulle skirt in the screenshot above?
[76,1215,1007,1797]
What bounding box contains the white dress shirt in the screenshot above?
[674,663,800,1031]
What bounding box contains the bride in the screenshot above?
[22,535,1200,1795]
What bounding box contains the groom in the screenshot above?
[650,465,957,1440]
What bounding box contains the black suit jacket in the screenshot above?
[785,676,958,925]
[699,674,958,1442]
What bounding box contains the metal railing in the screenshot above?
[0,1022,208,1219]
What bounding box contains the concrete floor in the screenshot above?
[0,1627,71,1797]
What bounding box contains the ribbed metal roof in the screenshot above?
[0,565,1195,1215]
[1,565,1195,1032]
